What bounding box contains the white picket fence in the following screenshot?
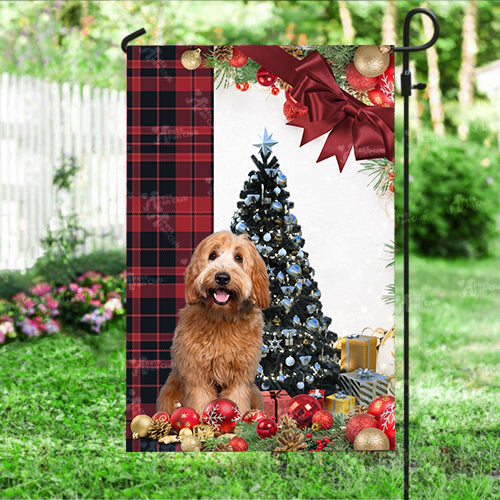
[0,73,126,271]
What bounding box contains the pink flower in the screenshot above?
[30,283,51,297]
[46,298,59,310]
[38,304,48,315]
[69,283,79,292]
[12,292,27,303]
[90,299,101,307]
[57,286,66,294]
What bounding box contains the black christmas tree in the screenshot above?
[230,130,341,397]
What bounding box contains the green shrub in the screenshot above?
[0,270,36,299]
[35,249,126,286]
[395,131,498,257]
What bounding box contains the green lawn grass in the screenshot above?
[1,256,498,499]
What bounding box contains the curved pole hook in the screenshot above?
[121,28,147,54]
[394,8,439,53]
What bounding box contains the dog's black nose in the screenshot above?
[215,272,231,286]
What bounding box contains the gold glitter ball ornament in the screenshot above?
[354,45,390,78]
[353,427,390,451]
[180,435,202,452]
[181,48,202,70]
[130,414,152,439]
[179,427,193,437]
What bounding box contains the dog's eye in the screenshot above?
[235,255,243,263]
[209,252,217,261]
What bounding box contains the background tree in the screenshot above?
[458,0,478,140]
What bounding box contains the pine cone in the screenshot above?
[281,45,304,60]
[274,430,307,452]
[213,442,232,452]
[345,405,368,423]
[214,45,233,63]
[147,420,172,440]
[278,414,298,430]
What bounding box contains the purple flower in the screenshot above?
[20,319,40,338]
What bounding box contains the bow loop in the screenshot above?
[343,102,358,118]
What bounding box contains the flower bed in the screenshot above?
[0,271,125,345]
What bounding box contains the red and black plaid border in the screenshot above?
[126,46,213,452]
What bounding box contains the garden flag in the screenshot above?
[126,45,395,452]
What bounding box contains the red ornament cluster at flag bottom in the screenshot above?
[242,409,267,423]
[377,401,395,450]
[256,417,278,438]
[345,413,377,443]
[285,394,322,428]
[229,436,249,451]
[170,406,201,432]
[234,45,394,171]
[202,398,241,434]
[152,412,170,424]
[367,394,394,420]
[311,410,334,430]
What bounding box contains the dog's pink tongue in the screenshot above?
[215,288,229,303]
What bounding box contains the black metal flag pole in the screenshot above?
[121,10,440,498]
[395,8,439,499]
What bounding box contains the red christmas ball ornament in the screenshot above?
[240,82,249,92]
[312,410,334,430]
[202,398,241,434]
[283,90,308,122]
[271,85,280,96]
[228,47,248,68]
[367,87,394,108]
[345,62,378,91]
[171,406,201,433]
[285,394,322,429]
[256,67,277,87]
[378,401,395,450]
[367,395,395,421]
[345,413,377,443]
[256,417,278,439]
[242,409,266,424]
[229,436,249,451]
[152,411,170,424]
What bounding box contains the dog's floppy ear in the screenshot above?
[184,257,200,304]
[184,239,207,304]
[250,245,270,310]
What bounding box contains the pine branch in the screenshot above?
[359,159,394,194]
[384,241,395,268]
[382,283,395,305]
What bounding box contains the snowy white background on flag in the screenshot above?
[214,86,394,336]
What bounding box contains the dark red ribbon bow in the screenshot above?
[235,46,394,172]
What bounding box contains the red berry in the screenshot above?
[306,433,312,438]
[389,171,395,179]
[324,438,330,443]
[271,85,279,96]
[241,82,249,91]
[316,439,322,444]
[235,82,241,90]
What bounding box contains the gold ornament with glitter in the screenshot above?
[179,427,193,438]
[353,427,390,451]
[354,45,390,77]
[130,414,152,439]
[181,48,202,70]
[180,435,202,452]
[311,421,321,432]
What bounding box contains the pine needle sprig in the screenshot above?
[359,159,394,195]
[382,283,395,305]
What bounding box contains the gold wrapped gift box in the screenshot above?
[340,334,377,371]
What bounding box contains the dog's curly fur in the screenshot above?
[157,231,270,416]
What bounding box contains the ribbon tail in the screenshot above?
[317,117,354,172]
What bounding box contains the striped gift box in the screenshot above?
[339,369,388,406]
